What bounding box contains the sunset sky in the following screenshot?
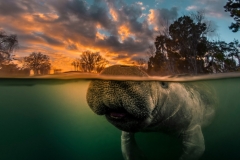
[0,0,239,71]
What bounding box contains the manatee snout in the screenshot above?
[87,80,155,132]
[86,65,158,132]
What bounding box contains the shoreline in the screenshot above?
[0,71,240,82]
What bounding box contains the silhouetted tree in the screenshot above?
[192,40,238,73]
[0,31,30,76]
[0,30,18,65]
[95,56,109,73]
[204,41,227,73]
[227,39,240,65]
[190,10,217,37]
[221,40,239,71]
[224,0,240,32]
[148,13,239,75]
[23,52,51,75]
[169,16,207,74]
[148,15,208,75]
[147,39,169,75]
[79,51,108,73]
[0,63,30,76]
[71,59,81,71]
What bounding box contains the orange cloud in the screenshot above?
[118,25,132,41]
[109,7,118,21]
[148,9,160,31]
[0,0,154,72]
[96,24,106,40]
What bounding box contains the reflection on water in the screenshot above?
[0,74,240,160]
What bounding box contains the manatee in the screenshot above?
[86,65,216,160]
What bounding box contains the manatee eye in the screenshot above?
[160,81,168,88]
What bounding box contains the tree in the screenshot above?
[204,41,227,73]
[227,39,240,65]
[148,15,208,75]
[169,16,207,74]
[148,13,239,75]
[78,51,108,73]
[221,39,240,71]
[0,30,18,65]
[189,39,239,73]
[0,63,30,76]
[0,31,31,76]
[190,10,217,37]
[95,56,109,73]
[71,59,81,71]
[224,0,240,32]
[23,52,51,75]
[147,38,174,75]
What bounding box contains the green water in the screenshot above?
[0,77,240,160]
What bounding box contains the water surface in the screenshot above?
[0,73,240,160]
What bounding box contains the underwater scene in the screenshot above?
[1,72,240,160]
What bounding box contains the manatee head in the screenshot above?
[86,65,159,132]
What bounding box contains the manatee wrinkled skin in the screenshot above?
[86,65,216,160]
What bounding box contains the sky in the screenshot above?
[0,0,239,71]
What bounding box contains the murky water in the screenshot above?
[0,74,240,160]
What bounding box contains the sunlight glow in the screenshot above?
[109,8,118,21]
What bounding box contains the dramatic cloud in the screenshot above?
[0,0,236,71]
[0,0,160,70]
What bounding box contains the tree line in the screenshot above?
[0,30,51,76]
[0,30,108,76]
[147,9,240,75]
[143,2,240,75]
[71,51,108,73]
[0,30,27,76]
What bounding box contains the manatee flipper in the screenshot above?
[180,125,205,160]
[121,131,147,160]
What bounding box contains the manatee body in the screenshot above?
[86,65,216,160]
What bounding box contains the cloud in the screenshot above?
[0,1,25,16]
[0,0,182,70]
[148,7,178,31]
[51,0,155,58]
[189,0,230,18]
[32,31,63,46]
[66,44,78,51]
[186,5,198,11]
[50,53,76,71]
